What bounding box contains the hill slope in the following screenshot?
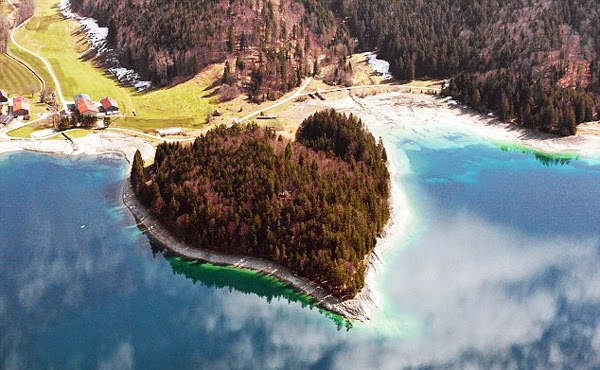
[70,0,352,101]
[332,0,600,135]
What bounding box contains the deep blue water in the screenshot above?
[0,153,345,369]
[1,129,600,369]
[411,145,600,237]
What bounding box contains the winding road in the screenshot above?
[234,77,313,124]
[8,2,68,111]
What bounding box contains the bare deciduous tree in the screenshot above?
[16,0,35,26]
[0,15,9,53]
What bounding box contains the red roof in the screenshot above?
[13,97,30,113]
[100,97,119,110]
[75,96,99,114]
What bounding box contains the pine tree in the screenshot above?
[131,150,146,194]
[313,60,320,77]
[222,61,232,84]
[565,106,577,136]
[227,26,235,52]
[472,88,481,107]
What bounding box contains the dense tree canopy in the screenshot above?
[132,111,390,298]
[332,0,600,135]
[72,0,600,134]
[72,0,352,101]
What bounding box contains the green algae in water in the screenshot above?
[138,218,353,329]
[496,142,579,167]
[168,257,353,330]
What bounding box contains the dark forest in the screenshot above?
[333,0,599,135]
[71,0,352,102]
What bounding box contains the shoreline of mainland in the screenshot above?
[312,91,600,160]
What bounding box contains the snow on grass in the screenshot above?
[59,0,152,91]
[365,52,392,81]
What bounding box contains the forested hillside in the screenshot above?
[0,0,34,52]
[71,0,352,101]
[132,111,390,298]
[332,0,600,135]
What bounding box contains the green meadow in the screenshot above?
[0,53,41,95]
[11,0,213,132]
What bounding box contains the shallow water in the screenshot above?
[1,120,600,369]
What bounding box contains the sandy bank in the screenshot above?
[321,92,600,158]
[0,131,155,160]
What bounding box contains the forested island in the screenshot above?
[131,110,390,298]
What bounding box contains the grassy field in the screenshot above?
[0,51,47,117]
[6,124,41,138]
[0,0,44,97]
[61,129,93,139]
[12,0,213,132]
[0,54,42,95]
[6,44,57,91]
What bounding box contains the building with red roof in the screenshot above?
[13,97,30,116]
[100,97,119,114]
[74,93,99,117]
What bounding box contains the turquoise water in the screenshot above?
[1,121,599,369]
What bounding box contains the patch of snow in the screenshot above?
[365,52,393,81]
[59,0,152,92]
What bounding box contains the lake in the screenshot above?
[1,120,599,369]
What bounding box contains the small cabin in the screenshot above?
[13,97,30,116]
[74,93,99,117]
[100,96,119,114]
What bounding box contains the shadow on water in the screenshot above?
[145,239,353,330]
[497,143,578,167]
